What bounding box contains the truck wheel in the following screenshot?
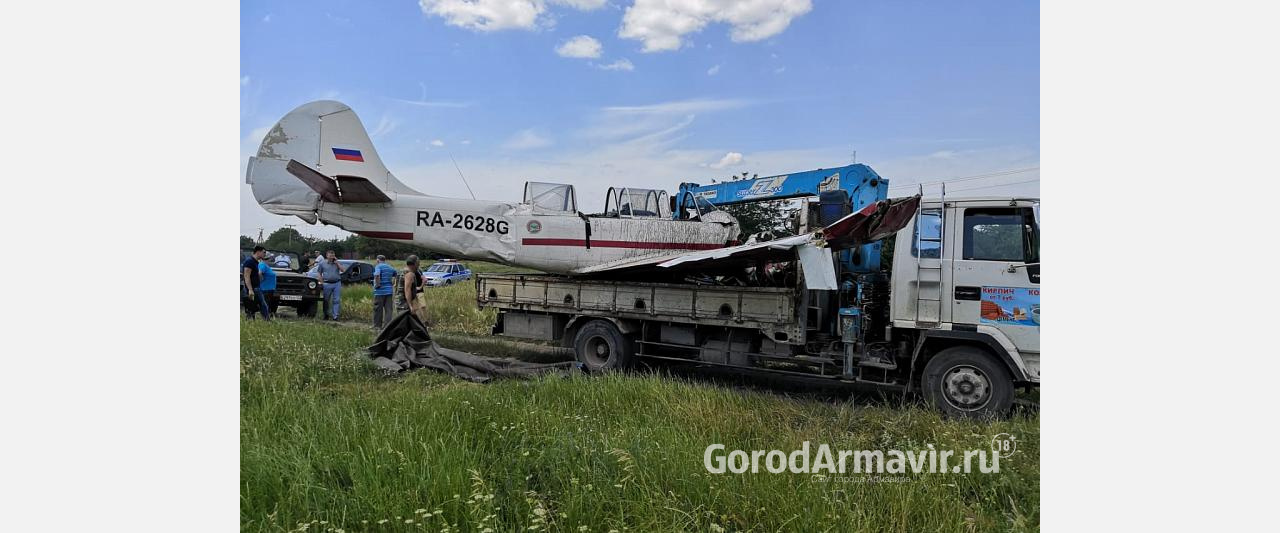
[297,301,317,318]
[573,320,635,372]
[922,346,1014,419]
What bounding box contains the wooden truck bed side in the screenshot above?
[476,273,803,339]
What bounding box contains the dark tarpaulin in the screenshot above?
[366,311,580,383]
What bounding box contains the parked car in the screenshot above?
[239,249,324,317]
[336,260,375,284]
[423,261,472,287]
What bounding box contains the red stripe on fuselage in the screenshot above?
[334,154,364,162]
[522,238,722,250]
[356,230,413,240]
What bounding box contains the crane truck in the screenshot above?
[474,164,1039,418]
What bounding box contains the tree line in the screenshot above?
[240,227,448,260]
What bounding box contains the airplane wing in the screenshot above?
[570,195,922,286]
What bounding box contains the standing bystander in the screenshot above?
[313,250,347,320]
[371,255,396,329]
[242,246,270,320]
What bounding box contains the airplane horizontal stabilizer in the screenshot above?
[286,159,391,204]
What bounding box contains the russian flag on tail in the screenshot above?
[332,147,364,162]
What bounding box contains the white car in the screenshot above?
[422,261,471,287]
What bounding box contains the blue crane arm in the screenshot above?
[675,164,887,208]
[673,163,892,274]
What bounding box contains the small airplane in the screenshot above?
[245,100,741,275]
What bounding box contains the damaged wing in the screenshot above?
[823,195,921,249]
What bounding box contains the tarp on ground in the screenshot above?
[366,311,579,383]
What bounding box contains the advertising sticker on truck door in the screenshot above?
[980,287,1039,326]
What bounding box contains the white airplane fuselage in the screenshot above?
[320,194,737,274]
[246,100,738,275]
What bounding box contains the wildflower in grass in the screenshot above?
[405,519,415,524]
[579,526,589,532]
[378,519,389,524]
[710,524,725,533]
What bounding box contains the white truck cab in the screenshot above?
[888,197,1040,413]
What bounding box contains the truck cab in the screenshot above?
[883,197,1039,415]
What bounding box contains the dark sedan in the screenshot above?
[336,260,375,284]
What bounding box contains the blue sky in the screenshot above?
[241,0,1039,238]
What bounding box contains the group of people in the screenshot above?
[240,246,432,329]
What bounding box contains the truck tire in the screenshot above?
[922,346,1014,419]
[573,320,635,372]
[297,301,317,318]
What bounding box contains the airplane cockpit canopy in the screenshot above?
[676,193,720,220]
[523,182,578,213]
[604,187,672,218]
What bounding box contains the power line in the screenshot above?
[936,177,1040,193]
[888,166,1040,190]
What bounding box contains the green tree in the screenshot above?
[720,200,798,240]
[240,235,256,248]
[263,227,310,252]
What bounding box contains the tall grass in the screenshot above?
[321,261,534,336]
[241,317,1039,532]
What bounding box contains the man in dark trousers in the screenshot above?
[371,255,396,329]
[241,246,270,320]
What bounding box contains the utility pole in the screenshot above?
[284,224,296,246]
[256,227,264,243]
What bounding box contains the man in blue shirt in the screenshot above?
[241,246,270,320]
[310,250,347,320]
[371,255,397,329]
[258,256,278,316]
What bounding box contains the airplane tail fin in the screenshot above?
[245,100,421,222]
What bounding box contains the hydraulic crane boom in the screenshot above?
[674,163,891,274]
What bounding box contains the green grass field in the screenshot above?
[244,262,1039,532]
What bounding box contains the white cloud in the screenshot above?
[368,117,399,138]
[395,98,472,108]
[431,139,446,147]
[619,0,813,52]
[262,14,272,23]
[419,0,604,32]
[773,66,786,74]
[706,64,721,76]
[503,129,553,150]
[708,151,744,169]
[461,139,472,145]
[597,58,634,71]
[582,98,755,142]
[552,0,606,10]
[556,35,603,58]
[240,75,250,86]
[602,98,755,114]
